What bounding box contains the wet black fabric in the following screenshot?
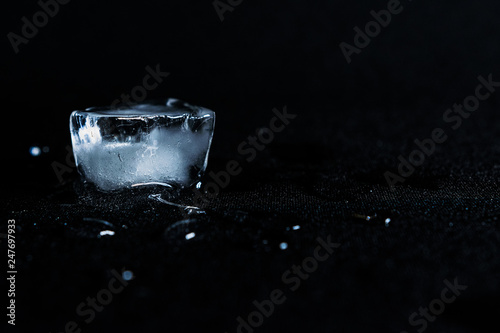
[4,100,500,333]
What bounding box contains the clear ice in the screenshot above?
[70,99,215,191]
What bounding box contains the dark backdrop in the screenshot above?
[4,0,500,189]
[2,0,500,332]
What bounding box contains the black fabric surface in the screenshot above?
[4,104,500,332]
[2,0,500,332]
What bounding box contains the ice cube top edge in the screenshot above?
[71,98,214,118]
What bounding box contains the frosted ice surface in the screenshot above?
[70,99,215,191]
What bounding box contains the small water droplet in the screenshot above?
[29,146,41,156]
[279,242,288,250]
[99,230,115,237]
[354,213,377,221]
[292,225,301,230]
[149,194,205,214]
[122,270,134,281]
[185,232,196,240]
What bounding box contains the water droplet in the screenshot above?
[279,242,288,250]
[385,218,391,227]
[83,218,114,228]
[292,225,301,230]
[122,270,134,281]
[354,213,377,221]
[165,219,196,234]
[99,230,115,237]
[67,218,116,239]
[29,146,41,156]
[185,232,196,240]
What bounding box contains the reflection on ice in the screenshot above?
[279,242,288,250]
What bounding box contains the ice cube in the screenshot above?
[70,99,215,191]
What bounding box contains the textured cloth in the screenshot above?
[4,103,500,332]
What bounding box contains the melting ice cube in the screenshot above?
[70,99,215,191]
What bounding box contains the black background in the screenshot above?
[2,0,500,332]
